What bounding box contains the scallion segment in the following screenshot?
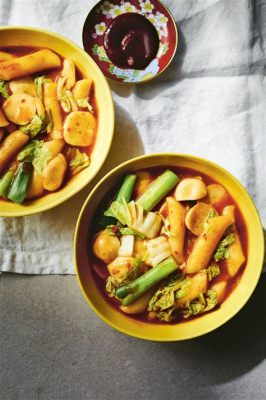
[116,174,137,203]
[136,169,180,211]
[103,174,137,222]
[8,162,33,203]
[116,256,178,305]
[0,170,15,198]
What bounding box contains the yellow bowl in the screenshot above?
[0,26,114,217]
[75,153,264,341]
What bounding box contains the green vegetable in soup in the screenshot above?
[116,256,178,305]
[145,236,172,267]
[106,200,127,225]
[148,274,191,321]
[18,140,42,162]
[104,225,145,239]
[148,273,185,307]
[125,201,162,238]
[207,262,220,281]
[149,274,218,321]
[0,170,15,197]
[103,170,178,233]
[183,296,206,317]
[205,289,217,309]
[119,227,145,239]
[34,75,52,99]
[18,140,52,175]
[182,290,217,318]
[32,142,52,175]
[8,162,33,203]
[104,174,137,218]
[105,277,118,297]
[77,97,93,113]
[106,257,142,297]
[19,115,44,138]
[20,115,42,137]
[0,79,10,99]
[136,169,180,212]
[102,174,137,227]
[106,200,162,239]
[203,208,219,233]
[116,174,137,203]
[174,278,193,299]
[68,148,90,171]
[59,89,78,113]
[214,233,235,262]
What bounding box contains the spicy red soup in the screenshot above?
[0,46,97,204]
[89,166,248,324]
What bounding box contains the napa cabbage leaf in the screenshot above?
[214,233,235,262]
[0,79,9,99]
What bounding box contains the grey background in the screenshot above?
[1,272,266,400]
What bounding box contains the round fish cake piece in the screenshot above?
[63,111,96,147]
[3,93,36,125]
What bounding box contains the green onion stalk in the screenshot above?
[8,162,33,203]
[101,174,137,226]
[0,170,15,198]
[136,169,180,211]
[115,174,137,203]
[116,256,178,305]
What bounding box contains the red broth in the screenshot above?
[0,46,98,200]
[88,166,248,325]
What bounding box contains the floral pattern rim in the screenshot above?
[83,0,178,83]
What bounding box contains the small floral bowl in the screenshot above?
[82,0,178,83]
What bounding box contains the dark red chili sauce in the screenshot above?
[103,13,159,70]
[89,166,248,325]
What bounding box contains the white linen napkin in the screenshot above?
[0,0,265,273]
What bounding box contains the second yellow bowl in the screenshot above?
[75,153,264,341]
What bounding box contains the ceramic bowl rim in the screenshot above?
[74,152,265,341]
